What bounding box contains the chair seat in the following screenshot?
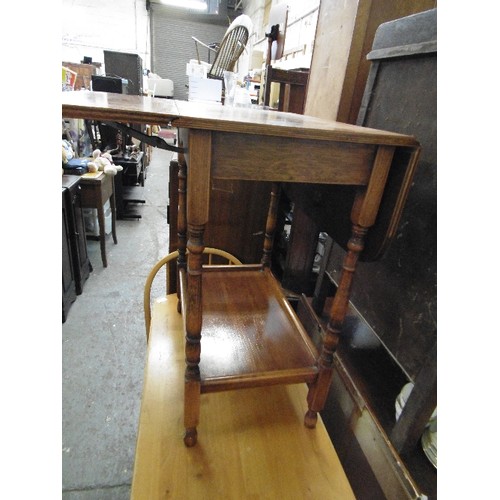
[181,266,319,393]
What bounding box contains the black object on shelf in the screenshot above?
[91,74,127,94]
[103,50,143,96]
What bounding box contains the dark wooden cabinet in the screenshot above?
[62,175,92,322]
[62,186,77,323]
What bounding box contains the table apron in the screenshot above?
[80,177,113,207]
[210,132,376,185]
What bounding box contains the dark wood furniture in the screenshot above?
[293,9,437,499]
[168,154,270,269]
[114,151,146,220]
[61,93,420,456]
[62,186,76,323]
[79,172,117,267]
[62,175,92,322]
[84,118,147,220]
[263,65,309,114]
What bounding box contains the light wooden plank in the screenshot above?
[304,0,437,124]
[131,295,355,500]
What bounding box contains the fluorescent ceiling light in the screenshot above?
[159,0,207,10]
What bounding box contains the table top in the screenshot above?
[79,171,105,182]
[131,294,356,499]
[61,174,82,190]
[62,91,419,147]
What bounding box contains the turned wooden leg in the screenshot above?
[176,155,187,313]
[305,224,368,427]
[261,182,280,268]
[305,146,395,426]
[184,373,200,447]
[183,223,205,446]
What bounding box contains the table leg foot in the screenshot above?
[184,428,198,447]
[304,410,318,429]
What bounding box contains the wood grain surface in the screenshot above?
[62,91,419,146]
[131,294,356,499]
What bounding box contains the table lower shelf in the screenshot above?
[180,265,319,393]
[117,186,145,220]
[123,185,145,203]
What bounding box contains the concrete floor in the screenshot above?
[62,148,173,499]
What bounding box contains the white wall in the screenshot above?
[61,0,151,71]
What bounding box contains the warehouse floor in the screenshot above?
[62,148,173,499]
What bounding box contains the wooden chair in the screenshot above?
[263,65,309,114]
[144,248,242,341]
[207,15,251,82]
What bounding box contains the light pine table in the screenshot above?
[131,294,357,499]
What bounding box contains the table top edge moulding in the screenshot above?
[61,91,180,127]
[173,100,419,146]
[62,92,419,147]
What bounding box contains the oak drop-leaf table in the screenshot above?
[62,92,420,448]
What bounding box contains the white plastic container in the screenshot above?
[83,200,112,236]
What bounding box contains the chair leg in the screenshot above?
[183,223,205,446]
[184,380,200,447]
[305,224,368,427]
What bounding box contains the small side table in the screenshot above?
[79,172,117,267]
